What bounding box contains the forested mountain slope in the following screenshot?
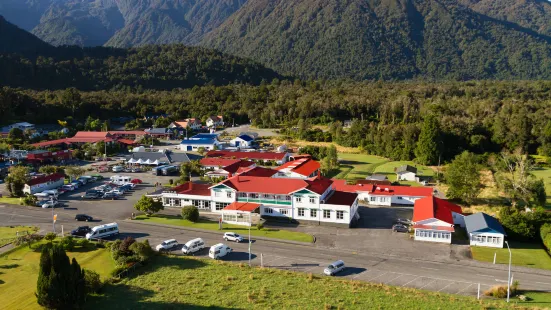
[0,15,52,54]
[202,0,551,80]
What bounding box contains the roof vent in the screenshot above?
[376,187,381,190]
[384,188,389,192]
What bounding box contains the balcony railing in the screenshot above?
[237,197,292,205]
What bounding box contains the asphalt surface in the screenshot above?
[1,198,551,297]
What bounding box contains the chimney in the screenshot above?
[189,182,193,190]
[317,170,321,179]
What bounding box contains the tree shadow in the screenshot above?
[0,264,19,269]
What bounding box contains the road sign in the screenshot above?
[53,214,58,223]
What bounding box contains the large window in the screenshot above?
[310,209,317,218]
[264,208,273,214]
[336,211,344,220]
[309,196,316,204]
[215,202,229,211]
[370,197,376,202]
[238,192,247,198]
[323,210,331,219]
[298,208,305,217]
[295,196,302,203]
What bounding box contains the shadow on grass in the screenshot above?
[0,263,19,269]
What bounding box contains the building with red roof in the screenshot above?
[31,131,143,148]
[206,150,290,164]
[154,182,212,209]
[275,158,320,179]
[23,173,65,195]
[412,196,463,244]
[331,179,433,206]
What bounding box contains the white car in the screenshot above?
[324,260,346,276]
[62,184,75,191]
[41,200,59,209]
[155,239,178,252]
[223,232,243,243]
[181,238,205,255]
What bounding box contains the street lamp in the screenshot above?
[505,240,512,303]
[248,212,252,266]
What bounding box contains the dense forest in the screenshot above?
[3,80,551,163]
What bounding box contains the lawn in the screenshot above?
[0,241,115,310]
[332,153,389,179]
[373,161,434,183]
[470,241,551,271]
[87,255,513,309]
[0,197,22,205]
[0,226,37,246]
[133,215,314,243]
[530,164,551,210]
[516,290,551,308]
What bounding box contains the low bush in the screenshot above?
[44,232,57,242]
[181,205,199,222]
[60,236,75,251]
[76,238,90,248]
[84,270,102,294]
[95,239,107,248]
[13,234,43,247]
[484,281,519,298]
[22,194,37,206]
[256,222,264,230]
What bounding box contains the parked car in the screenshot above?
[130,179,143,184]
[181,238,205,255]
[41,200,60,209]
[71,226,91,237]
[396,218,412,226]
[102,192,120,200]
[75,214,94,222]
[81,191,101,199]
[392,224,409,233]
[209,243,232,259]
[112,166,124,172]
[324,260,346,276]
[62,184,75,191]
[131,168,142,173]
[36,199,49,207]
[70,181,80,189]
[223,232,243,243]
[156,239,179,252]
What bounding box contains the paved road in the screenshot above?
[1,203,551,297]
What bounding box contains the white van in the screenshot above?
[208,243,232,259]
[156,239,178,252]
[112,166,124,172]
[182,238,205,255]
[109,175,131,185]
[324,260,346,276]
[85,223,119,240]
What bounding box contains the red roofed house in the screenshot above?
[23,173,65,195]
[169,118,202,131]
[206,150,290,165]
[332,179,433,206]
[204,160,257,179]
[156,182,212,209]
[412,196,463,244]
[206,115,224,128]
[275,157,321,179]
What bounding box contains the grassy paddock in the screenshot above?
[373,160,434,182]
[470,241,551,270]
[87,255,514,309]
[0,241,115,310]
[0,197,22,205]
[133,215,314,243]
[333,153,389,179]
[530,164,551,210]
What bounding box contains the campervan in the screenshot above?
[182,238,205,255]
[109,175,132,185]
[208,243,232,259]
[112,166,124,172]
[85,223,119,240]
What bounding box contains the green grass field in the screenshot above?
[373,161,434,182]
[530,164,551,210]
[0,226,37,246]
[470,241,551,271]
[0,241,115,310]
[333,153,389,179]
[134,215,314,243]
[0,197,22,205]
[87,255,515,309]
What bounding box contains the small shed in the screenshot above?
[396,165,418,181]
[465,213,506,248]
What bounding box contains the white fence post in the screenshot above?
[477,283,480,300]
[493,252,496,264]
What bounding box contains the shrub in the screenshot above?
[120,237,136,253]
[84,269,102,294]
[129,239,154,263]
[541,223,551,241]
[76,238,90,248]
[14,234,43,247]
[95,239,106,248]
[169,179,174,185]
[110,266,127,278]
[44,232,57,242]
[181,205,199,222]
[60,236,75,251]
[22,194,37,206]
[256,222,264,230]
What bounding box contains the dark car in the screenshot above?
[395,218,412,226]
[75,214,93,222]
[81,190,101,199]
[392,224,409,233]
[71,226,91,237]
[102,192,120,200]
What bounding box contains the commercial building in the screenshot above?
[23,173,65,195]
[465,213,506,248]
[331,179,433,205]
[274,157,320,179]
[206,150,290,164]
[412,196,463,244]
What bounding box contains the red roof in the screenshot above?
[169,182,210,196]
[73,131,110,139]
[305,176,333,195]
[219,175,331,195]
[108,131,145,136]
[276,158,320,177]
[117,139,136,145]
[325,191,358,206]
[200,158,241,167]
[27,173,65,186]
[223,160,255,174]
[413,224,455,232]
[223,202,261,212]
[31,138,70,147]
[331,179,433,197]
[412,196,462,224]
[238,166,278,177]
[206,150,287,161]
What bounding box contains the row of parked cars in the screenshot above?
[81,181,137,200]
[35,176,103,208]
[156,232,244,259]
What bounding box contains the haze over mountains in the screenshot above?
[1,0,551,80]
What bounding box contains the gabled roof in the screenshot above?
[304,177,333,195]
[207,115,223,122]
[145,128,168,135]
[200,158,241,167]
[218,175,331,195]
[223,160,255,174]
[465,213,506,235]
[27,173,65,186]
[206,150,287,161]
[413,196,462,224]
[223,202,261,213]
[396,165,417,174]
[325,191,358,206]
[366,174,388,181]
[276,158,320,177]
[166,182,210,196]
[181,138,217,145]
[235,134,254,142]
[238,166,278,177]
[73,131,110,139]
[331,179,432,197]
[192,133,219,140]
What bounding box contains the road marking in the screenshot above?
[402,276,421,287]
[419,267,439,271]
[436,281,455,292]
[419,279,436,290]
[479,274,494,278]
[385,274,404,284]
[456,283,474,294]
[535,281,551,285]
[367,271,388,282]
[495,279,508,283]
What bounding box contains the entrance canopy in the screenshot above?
[221,202,262,227]
[223,202,261,213]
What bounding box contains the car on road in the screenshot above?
[102,192,120,200]
[62,184,75,191]
[81,191,101,199]
[223,232,243,242]
[156,239,179,252]
[209,243,232,259]
[71,226,91,237]
[324,260,346,276]
[75,214,93,222]
[392,224,409,233]
[41,200,59,209]
[396,218,412,226]
[182,238,205,255]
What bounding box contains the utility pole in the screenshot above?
[248,212,252,267]
[505,241,512,303]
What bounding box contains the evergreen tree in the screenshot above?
[414,114,441,165]
[445,151,481,203]
[36,244,53,307]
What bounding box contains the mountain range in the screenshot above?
[1,0,551,80]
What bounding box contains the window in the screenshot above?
[295,196,302,203]
[370,197,376,202]
[310,209,317,218]
[309,196,316,204]
[238,192,247,198]
[323,210,331,219]
[250,193,259,199]
[336,211,344,220]
[215,202,229,211]
[280,209,288,215]
[214,191,221,197]
[298,208,305,217]
[227,192,232,198]
[264,207,273,214]
[397,196,403,200]
[285,195,292,201]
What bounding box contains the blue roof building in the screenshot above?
[180,138,220,152]
[231,134,255,148]
[465,213,506,248]
[191,133,219,140]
